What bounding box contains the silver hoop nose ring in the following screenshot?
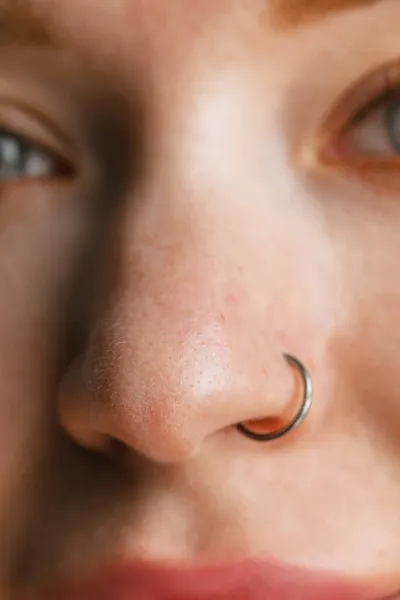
[237,354,313,442]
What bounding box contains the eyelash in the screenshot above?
[1,61,399,187]
[346,82,400,134]
[319,61,400,163]
[0,100,76,185]
[0,129,73,182]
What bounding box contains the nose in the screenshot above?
[58,68,299,464]
[58,194,298,464]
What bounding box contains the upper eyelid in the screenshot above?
[308,60,400,161]
[344,87,400,132]
[327,60,400,131]
[0,129,76,180]
[0,99,78,167]
[0,130,57,162]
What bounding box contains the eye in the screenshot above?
[319,62,400,165]
[340,94,400,158]
[0,130,59,181]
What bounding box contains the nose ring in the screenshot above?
[237,354,313,442]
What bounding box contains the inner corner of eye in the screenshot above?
[38,150,75,179]
[307,128,341,166]
[57,156,76,177]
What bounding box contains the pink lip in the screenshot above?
[48,558,399,600]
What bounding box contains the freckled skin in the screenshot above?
[0,0,399,596]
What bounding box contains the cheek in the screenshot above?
[251,194,347,370]
[0,185,93,535]
[314,180,400,444]
[342,243,400,416]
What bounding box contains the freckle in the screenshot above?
[220,313,226,322]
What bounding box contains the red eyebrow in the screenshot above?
[0,0,60,46]
[0,0,385,44]
[267,0,384,29]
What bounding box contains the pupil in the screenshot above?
[386,102,400,153]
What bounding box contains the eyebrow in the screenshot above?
[268,0,384,30]
[0,0,386,46]
[0,0,60,47]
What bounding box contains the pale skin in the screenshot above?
[0,0,400,596]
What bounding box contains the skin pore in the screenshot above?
[0,0,400,596]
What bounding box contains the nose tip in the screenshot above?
[58,316,297,464]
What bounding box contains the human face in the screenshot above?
[1,0,400,598]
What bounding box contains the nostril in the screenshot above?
[61,411,111,454]
[237,415,287,437]
[106,437,137,467]
[237,354,313,443]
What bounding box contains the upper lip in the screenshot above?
[47,558,399,600]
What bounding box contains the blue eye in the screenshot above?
[385,101,400,153]
[0,131,57,181]
[334,95,400,159]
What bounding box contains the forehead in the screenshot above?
[7,1,264,69]
[0,0,276,91]
[12,0,266,43]
[0,0,387,85]
[0,0,384,48]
